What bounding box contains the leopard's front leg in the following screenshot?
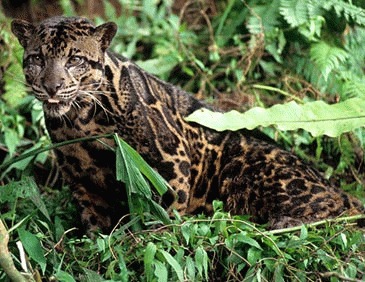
[71,183,128,235]
[153,153,192,216]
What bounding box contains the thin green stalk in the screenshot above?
[0,133,114,173]
[264,214,365,236]
[252,84,303,103]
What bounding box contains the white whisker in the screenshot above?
[78,90,113,122]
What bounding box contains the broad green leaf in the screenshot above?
[0,177,50,221]
[4,129,19,156]
[114,134,171,196]
[55,270,76,282]
[232,232,263,250]
[114,134,171,225]
[185,98,365,137]
[144,242,157,282]
[181,223,192,245]
[340,233,348,248]
[247,247,262,265]
[118,251,130,282]
[345,263,358,278]
[273,263,285,282]
[83,268,105,282]
[2,62,27,107]
[185,256,196,281]
[136,57,178,76]
[158,250,184,282]
[154,260,168,282]
[0,177,37,203]
[27,178,50,221]
[194,246,209,280]
[300,225,308,240]
[18,227,47,273]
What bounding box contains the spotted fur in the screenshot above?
[12,16,364,233]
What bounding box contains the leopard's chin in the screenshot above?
[43,99,72,117]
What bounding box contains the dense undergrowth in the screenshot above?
[1,0,365,281]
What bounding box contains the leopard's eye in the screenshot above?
[67,56,84,68]
[28,54,43,66]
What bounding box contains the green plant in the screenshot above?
[1,0,365,281]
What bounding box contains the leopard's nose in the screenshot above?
[43,81,64,97]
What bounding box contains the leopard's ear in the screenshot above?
[11,19,35,48]
[94,22,117,52]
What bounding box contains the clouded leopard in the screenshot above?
[11,16,364,234]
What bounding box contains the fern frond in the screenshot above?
[279,0,309,27]
[341,72,365,98]
[309,41,348,81]
[323,0,365,26]
[247,1,281,35]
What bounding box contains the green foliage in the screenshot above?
[1,190,364,281]
[186,97,365,137]
[1,0,365,281]
[114,134,172,226]
[309,41,349,82]
[94,0,198,80]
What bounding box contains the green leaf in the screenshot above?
[0,177,36,203]
[232,232,263,250]
[185,98,365,137]
[247,247,262,265]
[83,268,106,282]
[55,271,76,282]
[300,225,308,240]
[4,129,19,156]
[154,260,168,282]
[273,263,285,282]
[185,256,196,281]
[194,246,209,280]
[323,0,365,26]
[181,222,192,245]
[158,250,184,282]
[280,0,308,27]
[144,242,157,282]
[310,41,349,81]
[2,61,27,107]
[136,57,179,77]
[18,227,47,273]
[114,135,170,196]
[114,134,171,225]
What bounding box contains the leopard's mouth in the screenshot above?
[43,98,72,117]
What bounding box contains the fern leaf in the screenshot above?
[340,71,365,98]
[310,41,348,81]
[185,98,365,137]
[323,0,365,26]
[279,0,308,27]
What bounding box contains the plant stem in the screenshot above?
[0,220,31,282]
[264,214,365,235]
[0,133,114,174]
[252,84,303,103]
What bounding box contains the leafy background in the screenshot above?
[0,0,365,281]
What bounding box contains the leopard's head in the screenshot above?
[11,16,117,117]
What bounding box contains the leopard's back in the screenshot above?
[12,16,364,234]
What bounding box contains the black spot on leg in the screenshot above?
[311,185,326,194]
[287,179,307,195]
[179,161,190,177]
[162,191,175,208]
[177,190,187,204]
[89,215,97,225]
